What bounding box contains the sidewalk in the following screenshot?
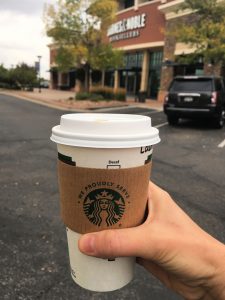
[0,88,163,111]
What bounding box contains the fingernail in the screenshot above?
[79,234,96,255]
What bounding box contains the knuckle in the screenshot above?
[98,230,120,258]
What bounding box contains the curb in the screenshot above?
[0,91,96,112]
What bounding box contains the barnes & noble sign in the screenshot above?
[107,13,146,42]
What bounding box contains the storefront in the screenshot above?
[106,1,165,99]
[49,0,166,99]
[49,1,222,101]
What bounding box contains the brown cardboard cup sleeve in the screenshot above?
[58,160,151,234]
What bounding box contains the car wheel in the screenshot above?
[213,109,225,129]
[167,115,179,126]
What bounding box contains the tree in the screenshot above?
[11,63,37,89]
[170,0,225,66]
[45,0,124,92]
[0,64,9,86]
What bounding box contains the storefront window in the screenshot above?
[119,0,134,10]
[124,0,134,9]
[150,51,163,68]
[105,71,114,87]
[124,52,143,68]
[148,51,163,99]
[119,71,127,88]
[174,55,204,76]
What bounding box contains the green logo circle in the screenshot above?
[83,188,125,226]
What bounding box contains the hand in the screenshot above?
[79,182,225,299]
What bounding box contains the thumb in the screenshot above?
[78,225,151,259]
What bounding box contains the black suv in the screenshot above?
[164,76,225,128]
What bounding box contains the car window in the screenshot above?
[170,79,213,92]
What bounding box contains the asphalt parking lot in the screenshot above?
[1,94,225,300]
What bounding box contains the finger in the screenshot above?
[145,181,171,223]
[78,225,153,259]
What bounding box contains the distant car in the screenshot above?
[40,80,49,88]
[164,76,225,128]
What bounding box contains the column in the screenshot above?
[58,72,62,89]
[114,70,119,92]
[134,0,139,10]
[140,50,150,92]
[89,70,92,90]
[158,21,176,102]
[49,71,53,89]
[101,70,105,87]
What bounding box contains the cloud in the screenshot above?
[0,11,51,78]
[0,0,55,16]
[0,0,58,79]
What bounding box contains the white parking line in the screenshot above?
[155,122,168,128]
[218,139,225,148]
[145,109,163,114]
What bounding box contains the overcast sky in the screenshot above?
[0,0,56,79]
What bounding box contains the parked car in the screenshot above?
[40,80,49,88]
[164,76,225,128]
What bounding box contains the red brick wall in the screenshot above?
[107,2,165,48]
[50,48,57,65]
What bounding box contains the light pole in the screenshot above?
[37,55,42,93]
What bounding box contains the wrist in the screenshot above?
[206,241,225,299]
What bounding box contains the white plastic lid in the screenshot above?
[51,113,160,148]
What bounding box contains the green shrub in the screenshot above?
[76,92,104,101]
[90,86,126,101]
[0,82,21,90]
[75,92,90,100]
[76,87,126,102]
[90,93,104,101]
[114,92,126,101]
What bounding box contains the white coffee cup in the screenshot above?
[51,113,160,292]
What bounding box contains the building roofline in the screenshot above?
[118,41,164,51]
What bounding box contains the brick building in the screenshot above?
[49,0,224,102]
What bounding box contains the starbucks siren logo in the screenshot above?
[83,188,125,226]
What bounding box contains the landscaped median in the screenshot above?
[0,88,129,111]
[0,87,163,111]
[76,86,126,102]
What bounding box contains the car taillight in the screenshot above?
[211,92,217,104]
[164,94,169,103]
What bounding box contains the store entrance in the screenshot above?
[119,69,141,96]
[127,71,141,95]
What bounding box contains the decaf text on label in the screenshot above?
[108,160,120,164]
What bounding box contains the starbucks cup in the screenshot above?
[51,113,160,292]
